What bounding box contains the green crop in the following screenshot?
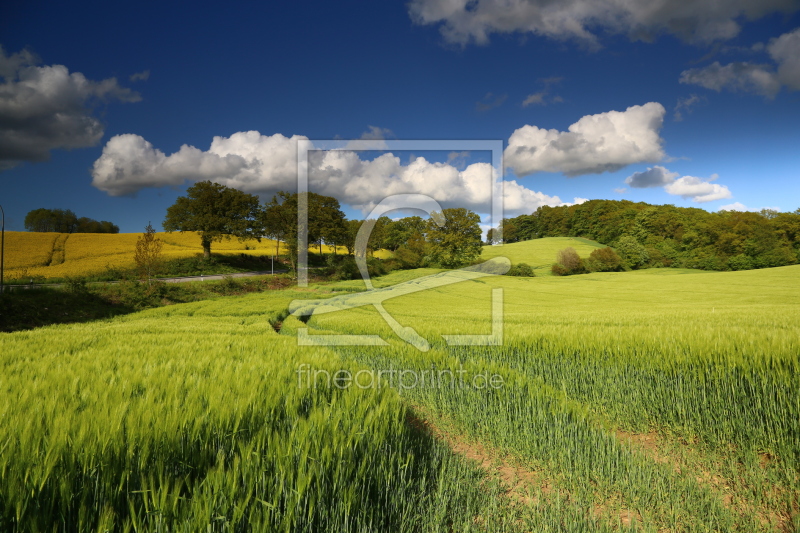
[2,257,798,531]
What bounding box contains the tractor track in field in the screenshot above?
[615,429,798,532]
[406,405,645,530]
[47,234,69,266]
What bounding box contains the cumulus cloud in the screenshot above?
[0,46,140,171]
[624,166,732,203]
[664,175,732,203]
[408,0,797,47]
[91,131,303,196]
[625,165,679,188]
[718,202,781,212]
[91,130,567,216]
[308,149,562,215]
[719,202,749,211]
[680,27,800,96]
[504,102,665,177]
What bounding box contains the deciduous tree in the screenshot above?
[426,208,482,268]
[163,181,261,259]
[134,222,163,285]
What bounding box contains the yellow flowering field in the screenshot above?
[2,232,60,269]
[2,231,301,280]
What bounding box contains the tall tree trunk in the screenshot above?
[201,236,211,259]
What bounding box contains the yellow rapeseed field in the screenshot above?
[2,232,60,270]
[2,231,301,279]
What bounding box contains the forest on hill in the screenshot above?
[496,200,800,271]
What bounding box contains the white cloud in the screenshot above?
[624,166,732,203]
[718,202,781,212]
[679,27,800,97]
[91,130,567,217]
[664,175,732,203]
[500,179,566,216]
[91,132,304,196]
[408,0,797,47]
[625,165,679,188]
[0,46,140,171]
[614,187,627,194]
[504,102,665,177]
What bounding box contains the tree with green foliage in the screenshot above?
[163,181,261,259]
[24,208,119,234]
[586,247,623,272]
[262,191,348,269]
[384,216,426,251]
[615,235,649,269]
[134,223,164,286]
[309,194,348,255]
[426,208,482,268]
[262,191,299,269]
[343,219,362,255]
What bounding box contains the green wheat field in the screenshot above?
[1,239,798,532]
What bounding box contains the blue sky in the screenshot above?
[1,0,799,233]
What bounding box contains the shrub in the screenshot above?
[552,247,585,276]
[212,275,244,295]
[586,247,622,272]
[727,254,753,271]
[113,280,168,309]
[64,276,88,294]
[507,263,535,277]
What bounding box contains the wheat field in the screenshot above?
[1,238,798,531]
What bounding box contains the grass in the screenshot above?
[481,236,605,275]
[0,291,520,532]
[304,264,800,532]
[1,253,798,531]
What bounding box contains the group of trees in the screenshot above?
[499,200,800,271]
[551,246,623,276]
[24,208,119,233]
[162,181,485,271]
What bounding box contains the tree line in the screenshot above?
[494,200,800,271]
[163,181,484,271]
[24,208,119,234]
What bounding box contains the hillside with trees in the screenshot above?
[497,200,800,271]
